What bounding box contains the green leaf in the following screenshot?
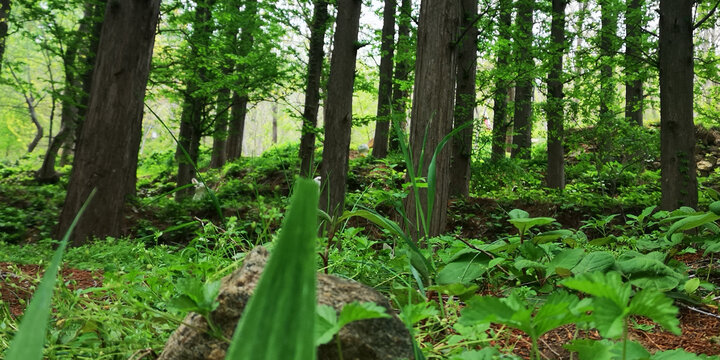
[449,347,503,360]
[652,349,714,359]
[5,189,96,360]
[615,252,683,291]
[428,283,479,301]
[628,290,680,335]
[509,217,555,236]
[399,301,439,326]
[565,339,614,360]
[314,302,390,346]
[591,297,628,338]
[509,209,530,220]
[684,278,700,294]
[315,305,339,346]
[225,179,319,360]
[533,229,574,244]
[666,212,720,238]
[436,252,488,285]
[547,249,584,277]
[533,291,589,336]
[562,272,631,307]
[572,251,615,275]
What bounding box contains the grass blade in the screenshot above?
[225,178,319,359]
[5,189,97,360]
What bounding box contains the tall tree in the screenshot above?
[299,0,330,177]
[403,0,459,239]
[449,0,477,197]
[0,0,10,74]
[624,0,644,126]
[659,0,696,210]
[599,0,619,123]
[490,0,512,161]
[57,0,161,245]
[510,0,534,159]
[175,0,216,200]
[319,0,362,219]
[225,0,259,162]
[546,0,567,189]
[388,0,412,152]
[371,0,396,158]
[209,87,231,168]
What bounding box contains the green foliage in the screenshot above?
[314,302,390,346]
[225,179,318,359]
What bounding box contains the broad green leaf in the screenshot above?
[436,253,487,285]
[628,290,680,335]
[572,251,615,275]
[533,229,574,244]
[608,340,650,359]
[399,301,439,326]
[684,278,700,294]
[615,252,683,291]
[508,209,530,219]
[226,179,318,360]
[547,249,584,277]
[5,189,96,360]
[666,212,720,238]
[533,291,589,336]
[508,217,555,235]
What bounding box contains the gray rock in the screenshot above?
[158,246,413,360]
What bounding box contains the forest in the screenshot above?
[1,0,720,358]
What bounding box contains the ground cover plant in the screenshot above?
[3,0,720,359]
[1,135,720,359]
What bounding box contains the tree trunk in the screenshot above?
[449,0,477,198]
[403,0,459,240]
[225,0,257,163]
[175,0,214,200]
[511,0,534,160]
[299,0,330,177]
[0,0,10,75]
[659,0,696,210]
[371,0,396,159]
[319,0,362,219]
[624,0,644,126]
[272,102,278,144]
[599,0,618,122]
[226,92,248,161]
[490,0,512,162]
[210,87,230,168]
[546,0,567,190]
[388,0,412,153]
[56,0,160,245]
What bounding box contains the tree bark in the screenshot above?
[0,0,10,75]
[659,0,696,210]
[226,92,248,161]
[624,0,644,126]
[319,0,362,219]
[271,102,278,144]
[449,0,477,198]
[403,0,459,239]
[546,0,567,190]
[599,0,618,123]
[388,0,412,153]
[511,0,534,160]
[210,87,230,168]
[490,0,512,162]
[56,0,160,245]
[176,0,215,200]
[371,0,396,159]
[299,0,330,177]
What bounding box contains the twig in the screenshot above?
[455,236,512,277]
[678,302,720,320]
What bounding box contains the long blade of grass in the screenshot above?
[5,189,97,360]
[426,120,473,232]
[392,118,427,237]
[145,104,225,225]
[225,179,319,359]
